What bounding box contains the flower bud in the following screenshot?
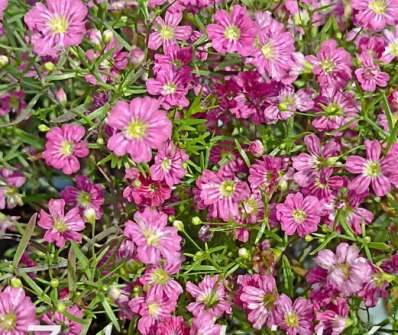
[130,46,145,65]
[108,286,121,302]
[83,208,96,224]
[192,216,202,225]
[38,124,50,132]
[173,220,184,231]
[102,29,114,44]
[56,302,66,313]
[50,279,59,288]
[10,277,22,288]
[304,235,313,242]
[44,62,55,72]
[55,88,67,105]
[248,140,264,157]
[238,247,250,258]
[0,55,9,68]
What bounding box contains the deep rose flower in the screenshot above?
[0,91,26,116]
[24,0,87,57]
[315,243,372,295]
[315,298,350,335]
[124,208,181,264]
[0,286,37,334]
[150,142,188,187]
[352,0,398,31]
[38,199,85,248]
[42,124,89,175]
[106,97,172,163]
[276,192,321,237]
[190,312,223,335]
[306,39,352,91]
[41,305,83,335]
[0,168,26,210]
[274,294,314,335]
[156,316,189,335]
[346,139,396,196]
[248,156,286,193]
[207,5,256,56]
[355,54,390,92]
[148,11,192,51]
[186,275,231,318]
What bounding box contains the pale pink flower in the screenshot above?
[38,199,85,248]
[0,286,37,334]
[355,53,390,92]
[315,299,349,335]
[156,316,189,335]
[207,5,256,56]
[124,208,181,264]
[381,27,398,63]
[352,0,398,31]
[148,11,192,51]
[190,312,223,335]
[315,243,372,295]
[186,275,231,318]
[24,0,87,57]
[42,124,89,175]
[106,97,172,163]
[0,168,26,210]
[0,0,7,35]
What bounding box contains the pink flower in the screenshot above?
[61,175,105,221]
[346,139,396,196]
[148,11,192,51]
[42,124,89,175]
[24,0,87,57]
[248,14,296,82]
[355,54,390,92]
[41,305,83,335]
[315,299,349,335]
[140,262,183,300]
[156,316,189,335]
[303,168,345,200]
[358,266,390,307]
[381,27,398,63]
[106,97,172,163]
[274,294,314,335]
[186,275,231,318]
[0,91,26,116]
[207,5,256,56]
[352,0,398,31]
[306,39,352,91]
[0,286,37,334]
[190,313,223,335]
[312,89,359,131]
[239,274,278,329]
[276,192,321,237]
[196,170,250,221]
[238,191,264,225]
[150,142,188,187]
[248,156,286,193]
[38,199,85,248]
[0,168,26,210]
[146,65,191,109]
[315,243,372,295]
[124,208,181,264]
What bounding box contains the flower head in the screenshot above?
[42,305,83,335]
[352,0,398,31]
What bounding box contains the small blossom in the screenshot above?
[41,305,83,335]
[355,54,390,92]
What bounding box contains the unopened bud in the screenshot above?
[173,220,184,231]
[192,216,202,225]
[10,277,22,288]
[50,279,59,288]
[84,208,96,224]
[44,62,55,72]
[56,302,66,313]
[0,55,9,68]
[55,88,67,105]
[238,247,250,258]
[38,124,50,132]
[248,140,264,157]
[130,46,145,65]
[102,30,114,44]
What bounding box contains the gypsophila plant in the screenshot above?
[1,0,398,334]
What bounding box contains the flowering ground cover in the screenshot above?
[1,0,398,334]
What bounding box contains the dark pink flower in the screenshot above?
[0,286,37,334]
[0,168,26,210]
[352,0,398,31]
[355,54,390,92]
[38,199,85,248]
[346,139,396,196]
[106,97,171,163]
[41,305,83,335]
[207,5,256,56]
[190,312,223,335]
[276,192,321,237]
[124,208,181,264]
[156,316,189,335]
[42,124,89,175]
[186,275,231,318]
[24,0,87,57]
[248,156,286,194]
[315,298,350,335]
[315,243,372,295]
[0,91,26,116]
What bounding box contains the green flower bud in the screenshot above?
[173,220,184,232]
[0,55,9,68]
[50,279,59,288]
[10,277,22,288]
[192,216,202,225]
[44,62,55,72]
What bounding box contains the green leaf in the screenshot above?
[281,255,294,296]
[367,242,392,251]
[13,213,37,268]
[67,247,77,293]
[102,299,121,332]
[382,92,398,151]
[234,139,251,167]
[70,242,92,279]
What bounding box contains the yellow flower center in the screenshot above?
[219,180,236,197]
[202,290,219,308]
[151,268,170,285]
[261,43,274,59]
[338,263,351,279]
[320,59,335,73]
[368,0,386,14]
[60,140,74,157]
[143,228,160,246]
[224,25,241,41]
[262,293,276,309]
[293,209,307,223]
[77,191,91,207]
[364,160,381,178]
[53,218,68,232]
[159,26,175,40]
[126,120,147,139]
[161,158,171,171]
[148,302,160,316]
[0,313,17,331]
[49,15,69,34]
[389,41,398,56]
[284,312,299,328]
[163,83,177,95]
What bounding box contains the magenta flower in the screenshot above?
[124,208,181,264]
[38,199,85,248]
[312,89,359,131]
[248,156,286,193]
[148,11,192,51]
[156,316,189,335]
[306,39,352,91]
[303,168,345,200]
[315,298,350,335]
[358,266,390,307]
[42,124,89,175]
[276,192,321,237]
[352,0,398,31]
[346,139,396,196]
[355,54,390,92]
[24,0,87,57]
[42,305,83,335]
[239,274,278,329]
[150,141,188,187]
[106,97,172,163]
[196,170,250,221]
[315,243,372,295]
[0,91,26,116]
[0,168,26,210]
[0,286,37,334]
[249,15,296,81]
[207,5,256,56]
[146,65,191,109]
[61,175,105,221]
[274,294,314,335]
[190,312,223,335]
[140,262,183,300]
[381,27,398,63]
[186,275,231,318]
